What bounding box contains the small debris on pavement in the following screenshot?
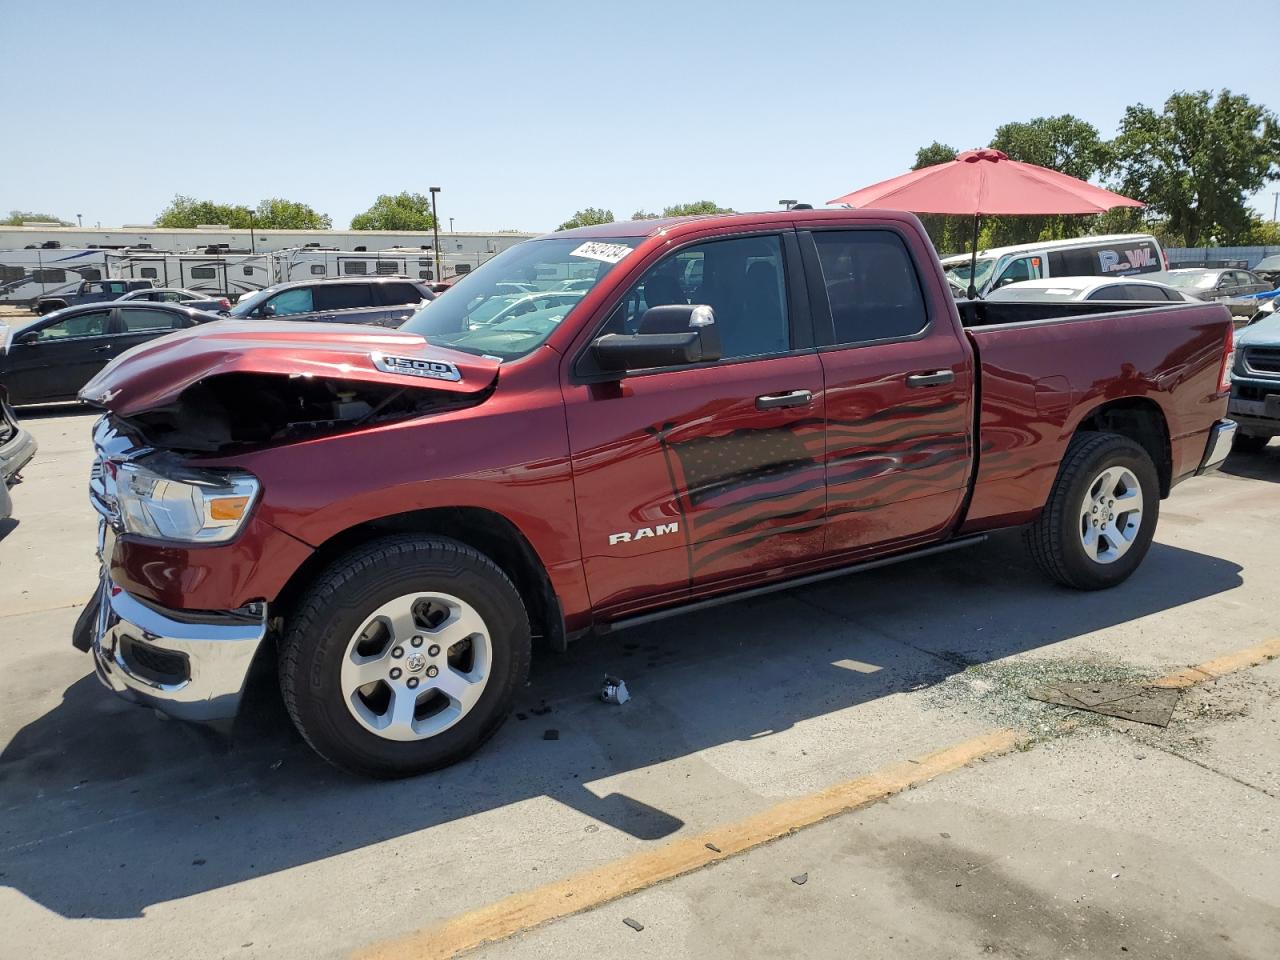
[622,918,644,932]
[543,729,559,741]
[940,832,952,839]
[269,760,283,770]
[600,675,631,705]
[515,712,527,721]
[705,842,721,853]
[1030,682,1181,727]
[791,872,808,885]
[192,858,206,866]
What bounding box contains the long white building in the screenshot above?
[0,224,536,258]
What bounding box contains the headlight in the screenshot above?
[116,461,259,543]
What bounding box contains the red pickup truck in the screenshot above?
[74,209,1236,777]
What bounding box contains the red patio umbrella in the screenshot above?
[828,149,1144,297]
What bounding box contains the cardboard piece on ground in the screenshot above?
[1030,682,1181,727]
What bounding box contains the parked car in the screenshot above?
[1149,268,1273,302]
[118,286,232,313]
[74,208,1234,778]
[228,277,434,328]
[940,233,1166,298]
[0,302,219,405]
[1252,254,1280,285]
[34,278,155,315]
[1227,308,1280,452]
[0,385,37,520]
[986,276,1192,303]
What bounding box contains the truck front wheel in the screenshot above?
[279,535,531,778]
[1024,432,1159,590]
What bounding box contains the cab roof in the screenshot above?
[547,208,924,241]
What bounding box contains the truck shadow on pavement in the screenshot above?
[1220,444,1280,481]
[0,532,1243,919]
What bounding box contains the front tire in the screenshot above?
[279,535,531,778]
[1024,432,1159,590]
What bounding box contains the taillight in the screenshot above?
[1218,323,1234,393]
[218,298,231,310]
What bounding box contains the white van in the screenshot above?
[941,234,1167,298]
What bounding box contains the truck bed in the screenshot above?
[957,300,1232,532]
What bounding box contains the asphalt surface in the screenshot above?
[0,408,1277,960]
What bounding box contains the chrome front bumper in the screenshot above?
[1197,418,1237,475]
[83,576,268,722]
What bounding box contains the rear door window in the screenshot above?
[377,282,426,306]
[120,308,182,331]
[312,284,374,311]
[811,230,929,344]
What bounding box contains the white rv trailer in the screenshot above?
[108,251,275,299]
[274,246,488,284]
[0,248,110,305]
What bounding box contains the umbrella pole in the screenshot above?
[967,213,981,299]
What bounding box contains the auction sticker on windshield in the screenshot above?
[570,242,633,264]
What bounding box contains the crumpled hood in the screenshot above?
[79,319,501,416]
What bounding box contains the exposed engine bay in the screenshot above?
[108,372,491,454]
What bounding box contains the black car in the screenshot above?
[227,277,434,328]
[0,302,219,405]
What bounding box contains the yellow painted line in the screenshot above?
[354,728,1019,960]
[1152,636,1280,689]
[357,635,1280,960]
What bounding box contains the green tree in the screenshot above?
[630,209,660,220]
[1109,90,1280,246]
[910,142,968,254]
[661,200,735,217]
[556,207,614,231]
[985,115,1109,246]
[350,192,437,231]
[155,195,254,228]
[253,197,331,229]
[3,210,71,226]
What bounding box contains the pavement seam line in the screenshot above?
[352,728,1020,960]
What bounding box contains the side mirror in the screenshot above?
[259,303,276,318]
[15,330,40,345]
[591,305,721,373]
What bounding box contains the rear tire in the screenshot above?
[279,535,531,778]
[1024,432,1159,590]
[1232,432,1270,454]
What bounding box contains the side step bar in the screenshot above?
[603,534,988,633]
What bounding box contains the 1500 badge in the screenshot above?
[372,353,462,382]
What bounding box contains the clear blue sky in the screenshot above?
[2,0,1275,232]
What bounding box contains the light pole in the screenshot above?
[1273,192,1278,224]
[449,217,454,233]
[76,213,83,227]
[778,199,797,211]
[429,186,441,279]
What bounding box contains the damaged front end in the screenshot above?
[79,320,501,454]
[75,320,503,721]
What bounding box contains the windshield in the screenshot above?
[986,284,1082,302]
[400,237,641,359]
[943,257,997,293]
[228,286,276,317]
[1162,272,1216,289]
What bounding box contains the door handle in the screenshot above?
[905,370,955,388]
[755,389,813,410]
[91,345,114,354]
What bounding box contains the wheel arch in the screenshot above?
[272,506,567,652]
[1070,396,1172,497]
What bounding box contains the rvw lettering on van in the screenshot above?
[1099,248,1156,273]
[609,522,680,546]
[371,353,462,382]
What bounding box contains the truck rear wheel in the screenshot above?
[279,535,530,778]
[1024,432,1159,590]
